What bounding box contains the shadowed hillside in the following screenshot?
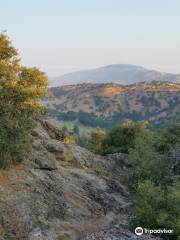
[44,81,180,129]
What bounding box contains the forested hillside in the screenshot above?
[44,82,180,129]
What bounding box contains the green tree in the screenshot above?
[156,124,180,154]
[73,123,80,135]
[88,127,106,154]
[103,120,148,154]
[61,125,68,137]
[0,33,48,168]
[130,180,180,239]
[120,123,180,239]
[123,132,173,190]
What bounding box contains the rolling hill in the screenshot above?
[44,81,180,129]
[49,64,180,87]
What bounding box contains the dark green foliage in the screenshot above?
[102,120,148,154]
[53,110,109,128]
[86,120,149,154]
[87,119,180,239]
[0,117,32,168]
[155,124,180,153]
[123,133,173,190]
[73,123,80,135]
[120,123,180,239]
[51,108,177,130]
[87,128,106,154]
[0,33,48,168]
[130,180,180,239]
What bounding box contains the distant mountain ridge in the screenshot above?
[49,64,180,87]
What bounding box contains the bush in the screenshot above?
[130,180,180,239]
[120,123,180,239]
[102,120,148,154]
[64,135,76,145]
[156,124,180,154]
[0,118,31,168]
[88,127,106,154]
[123,132,173,190]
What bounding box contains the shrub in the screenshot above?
[155,124,180,154]
[120,123,180,239]
[103,120,149,154]
[88,127,106,154]
[130,180,180,239]
[123,132,173,190]
[0,118,31,168]
[64,135,76,145]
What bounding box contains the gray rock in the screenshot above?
[44,139,66,153]
[0,120,157,240]
[31,147,58,170]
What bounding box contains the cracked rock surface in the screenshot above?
[0,121,157,240]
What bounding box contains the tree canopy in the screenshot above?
[0,33,48,167]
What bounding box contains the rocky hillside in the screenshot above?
[44,81,180,128]
[49,64,180,87]
[0,120,158,240]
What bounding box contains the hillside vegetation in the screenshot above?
[87,121,180,239]
[44,82,180,129]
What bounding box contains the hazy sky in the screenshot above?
[1,0,180,76]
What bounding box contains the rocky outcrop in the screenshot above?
[0,121,157,240]
[31,119,65,141]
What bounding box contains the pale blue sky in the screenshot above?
[1,0,180,76]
